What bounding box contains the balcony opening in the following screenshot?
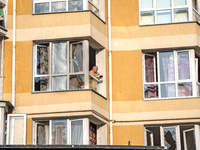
[33,40,105,95]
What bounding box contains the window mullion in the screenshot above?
[174,51,178,98]
[154,0,157,24]
[67,41,70,90]
[49,1,51,12]
[49,42,52,91]
[49,120,52,144]
[157,51,161,98]
[191,50,197,96]
[176,126,181,150]
[172,0,174,22]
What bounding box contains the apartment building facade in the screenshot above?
[0,0,199,150]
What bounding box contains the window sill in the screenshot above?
[139,21,197,27]
[32,10,106,24]
[143,96,200,101]
[32,89,107,100]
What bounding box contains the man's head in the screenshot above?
[92,66,98,73]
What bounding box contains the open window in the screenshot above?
[33,40,104,94]
[6,114,27,145]
[183,128,196,150]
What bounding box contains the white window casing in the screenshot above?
[6,114,27,145]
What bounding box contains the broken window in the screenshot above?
[143,50,196,99]
[145,124,200,150]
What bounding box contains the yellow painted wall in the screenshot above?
[26,118,32,145]
[113,125,144,145]
[112,50,143,101]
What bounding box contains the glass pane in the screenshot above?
[69,74,84,90]
[52,1,66,12]
[144,84,158,98]
[35,77,49,92]
[141,0,153,9]
[89,122,97,145]
[163,127,177,150]
[157,0,171,8]
[178,83,192,97]
[70,43,83,73]
[52,120,67,145]
[37,124,46,145]
[52,76,67,91]
[178,51,190,80]
[175,0,187,6]
[9,116,24,144]
[35,3,49,13]
[174,8,188,22]
[90,0,99,7]
[37,46,49,75]
[88,2,99,16]
[161,84,176,98]
[157,10,172,24]
[52,42,68,74]
[145,55,155,82]
[71,120,83,145]
[68,0,83,11]
[141,11,155,25]
[159,52,175,82]
[185,130,196,150]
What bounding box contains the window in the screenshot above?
[139,0,190,25]
[33,0,99,16]
[145,124,200,150]
[143,50,197,99]
[6,114,27,145]
[33,40,102,93]
[33,118,99,145]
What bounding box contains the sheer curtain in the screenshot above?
[71,120,83,145]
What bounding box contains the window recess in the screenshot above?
[33,0,100,16]
[33,40,102,93]
[143,50,197,100]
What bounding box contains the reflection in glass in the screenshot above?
[141,0,153,9]
[178,83,192,97]
[157,10,172,24]
[35,3,49,13]
[70,43,83,73]
[141,11,155,25]
[52,1,66,12]
[69,75,84,90]
[89,122,97,145]
[164,127,177,150]
[175,0,187,6]
[174,8,188,22]
[157,0,171,8]
[71,120,83,145]
[145,55,155,82]
[89,75,99,92]
[37,124,46,145]
[144,85,158,98]
[68,0,83,11]
[35,77,49,92]
[161,84,176,98]
[52,42,68,74]
[52,120,67,145]
[159,52,175,82]
[52,76,67,91]
[178,51,190,80]
[37,46,49,75]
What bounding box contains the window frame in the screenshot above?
[142,49,196,100]
[6,114,27,145]
[32,40,90,93]
[32,0,99,14]
[33,118,91,145]
[139,0,194,25]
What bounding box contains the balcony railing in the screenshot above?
[193,8,200,24]
[89,74,101,93]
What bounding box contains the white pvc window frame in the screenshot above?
[33,0,99,14]
[32,40,89,92]
[139,0,194,25]
[6,114,27,145]
[33,118,90,145]
[142,49,196,100]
